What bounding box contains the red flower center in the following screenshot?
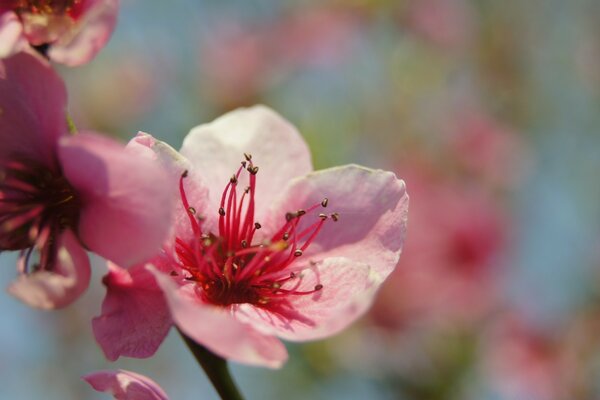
[172,155,337,309]
[0,158,80,271]
[2,0,84,18]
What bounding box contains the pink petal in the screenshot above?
[236,257,379,341]
[150,266,288,368]
[7,230,90,309]
[0,12,27,59]
[265,165,409,280]
[49,0,119,66]
[0,52,66,165]
[83,369,169,400]
[58,132,174,267]
[127,132,210,246]
[180,105,313,230]
[92,262,171,361]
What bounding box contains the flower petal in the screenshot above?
[7,230,90,309]
[0,52,66,164]
[49,0,119,66]
[0,12,27,59]
[83,369,169,400]
[265,164,408,280]
[236,257,379,341]
[92,262,171,361]
[150,266,288,368]
[128,132,210,246]
[58,132,174,267]
[180,105,312,229]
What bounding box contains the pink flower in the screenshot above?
[93,106,408,368]
[370,163,506,329]
[0,52,173,309]
[0,0,119,66]
[83,370,169,400]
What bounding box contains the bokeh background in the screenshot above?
[2,0,600,399]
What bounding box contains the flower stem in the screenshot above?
[178,329,245,400]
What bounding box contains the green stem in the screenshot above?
[179,329,245,400]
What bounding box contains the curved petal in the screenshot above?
[180,105,313,229]
[236,257,379,341]
[7,230,90,309]
[83,369,169,400]
[150,266,288,368]
[49,0,119,66]
[58,132,174,267]
[0,52,66,164]
[0,12,27,59]
[92,262,171,361]
[265,164,409,280]
[128,132,210,246]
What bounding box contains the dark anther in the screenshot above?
[241,240,248,248]
[230,175,238,184]
[314,284,323,291]
[244,153,252,161]
[331,212,339,222]
[285,212,295,221]
[319,213,328,220]
[182,170,189,178]
[297,209,306,216]
[321,198,329,207]
[294,249,303,257]
[254,222,262,230]
[282,232,290,240]
[188,206,196,215]
[241,161,247,167]
[244,186,251,194]
[219,207,226,216]
[248,166,259,175]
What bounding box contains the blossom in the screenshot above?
[0,0,119,66]
[370,163,506,330]
[93,105,408,368]
[83,370,169,400]
[0,52,173,309]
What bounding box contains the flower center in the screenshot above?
[172,155,337,308]
[4,0,83,17]
[0,158,81,271]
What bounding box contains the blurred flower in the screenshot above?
[93,105,408,368]
[478,310,600,400]
[370,161,507,330]
[199,22,271,110]
[0,0,119,66]
[448,109,528,188]
[0,52,173,309]
[404,0,474,50]
[198,6,360,111]
[83,369,169,400]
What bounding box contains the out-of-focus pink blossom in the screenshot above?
[198,8,360,110]
[449,110,528,188]
[83,370,169,400]
[0,52,173,309]
[480,314,565,400]
[0,0,119,66]
[93,105,408,368]
[199,23,271,110]
[404,0,473,50]
[370,163,506,330]
[272,5,362,68]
